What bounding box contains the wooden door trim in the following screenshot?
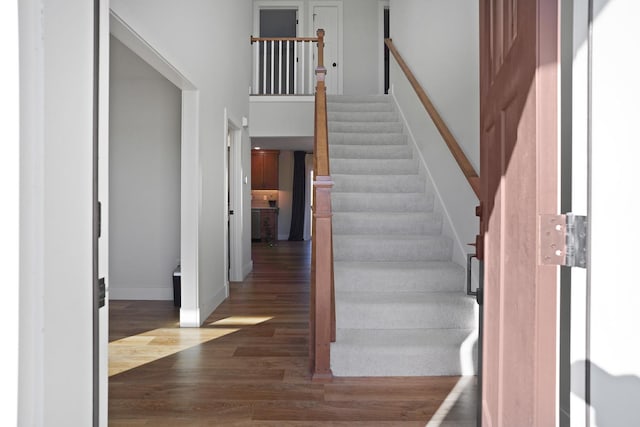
[534,0,560,423]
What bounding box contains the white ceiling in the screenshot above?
[250,136,314,153]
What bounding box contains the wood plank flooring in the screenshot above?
[109,241,477,426]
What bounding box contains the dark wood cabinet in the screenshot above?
[251,150,279,189]
[251,208,279,243]
[260,209,278,243]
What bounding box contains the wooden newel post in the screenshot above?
[312,176,334,382]
[310,27,333,382]
[316,29,325,69]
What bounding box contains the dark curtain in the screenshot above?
[288,151,306,241]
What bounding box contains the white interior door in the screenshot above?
[311,3,341,94]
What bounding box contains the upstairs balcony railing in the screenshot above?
[250,35,321,95]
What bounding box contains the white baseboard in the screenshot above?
[179,307,200,327]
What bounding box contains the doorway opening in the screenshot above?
[225,116,244,284]
[378,0,390,94]
[384,7,390,94]
[258,8,298,94]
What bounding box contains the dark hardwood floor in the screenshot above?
[109,241,476,426]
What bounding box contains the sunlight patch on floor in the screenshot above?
[109,327,239,376]
[209,316,273,326]
[425,376,475,427]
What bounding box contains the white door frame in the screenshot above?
[109,11,201,328]
[565,2,640,426]
[564,0,590,425]
[224,113,244,284]
[253,0,305,37]
[309,0,343,94]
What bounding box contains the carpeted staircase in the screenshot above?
[327,95,477,376]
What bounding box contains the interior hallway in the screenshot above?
[108,241,477,426]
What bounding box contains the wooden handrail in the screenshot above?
[251,36,320,43]
[385,38,480,198]
[310,29,334,382]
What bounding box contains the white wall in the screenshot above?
[250,98,314,137]
[388,0,479,266]
[342,0,379,95]
[109,36,181,300]
[19,0,99,424]
[111,0,253,326]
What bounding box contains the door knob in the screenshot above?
[332,62,337,67]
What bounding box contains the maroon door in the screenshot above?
[479,0,559,425]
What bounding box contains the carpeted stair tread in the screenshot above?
[333,261,464,293]
[329,121,404,133]
[329,144,413,159]
[331,192,434,212]
[328,111,398,122]
[335,291,476,331]
[331,329,477,376]
[329,132,407,145]
[327,95,392,103]
[333,234,453,262]
[327,102,394,112]
[332,174,425,193]
[332,211,442,235]
[331,158,418,175]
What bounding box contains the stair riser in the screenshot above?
[332,213,442,235]
[328,112,398,122]
[333,237,452,262]
[336,298,476,329]
[331,159,418,175]
[334,265,464,293]
[329,122,404,133]
[327,95,391,103]
[332,175,425,193]
[329,145,413,159]
[331,193,434,213]
[328,102,394,112]
[330,132,407,145]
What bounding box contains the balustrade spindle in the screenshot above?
[286,41,291,94]
[270,41,274,94]
[262,40,267,94]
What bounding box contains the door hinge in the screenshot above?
[540,213,587,268]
